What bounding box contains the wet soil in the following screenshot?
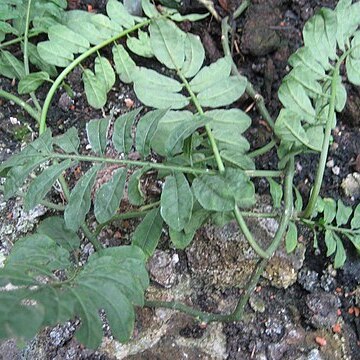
[1,0,360,359]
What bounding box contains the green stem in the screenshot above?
[0,30,44,50]
[233,0,251,19]
[248,139,277,158]
[39,19,151,135]
[0,89,40,122]
[265,157,294,256]
[221,17,275,131]
[23,0,41,113]
[300,218,360,236]
[49,152,283,178]
[234,206,269,258]
[177,71,225,174]
[302,52,348,218]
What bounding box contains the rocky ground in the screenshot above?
[0,0,360,359]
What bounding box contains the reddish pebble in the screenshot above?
[315,336,327,347]
[332,323,341,334]
[337,309,342,316]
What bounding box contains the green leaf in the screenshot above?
[346,56,360,85]
[112,108,142,154]
[220,150,255,170]
[197,76,247,108]
[82,69,107,109]
[189,56,232,93]
[149,18,185,70]
[4,159,45,200]
[350,31,360,59]
[192,168,255,212]
[27,43,57,77]
[132,208,163,257]
[334,74,347,112]
[24,160,73,211]
[181,33,205,78]
[133,67,183,92]
[18,71,50,94]
[86,117,110,155]
[5,234,70,275]
[107,0,134,28]
[278,79,316,123]
[64,165,101,231]
[127,30,154,58]
[335,0,353,51]
[141,0,159,18]
[160,173,193,231]
[285,222,298,253]
[170,12,209,22]
[127,168,146,206]
[336,199,352,226]
[285,66,322,98]
[37,216,80,252]
[288,46,325,80]
[294,186,303,212]
[302,9,336,68]
[323,198,336,224]
[334,234,346,269]
[94,168,127,224]
[325,229,336,256]
[48,24,90,54]
[205,109,251,134]
[95,56,115,92]
[53,127,80,154]
[348,234,360,251]
[90,13,123,38]
[37,41,74,67]
[306,126,324,151]
[0,50,25,79]
[150,110,193,156]
[112,44,137,83]
[135,109,169,157]
[351,204,360,229]
[165,115,210,156]
[268,178,283,208]
[169,209,209,249]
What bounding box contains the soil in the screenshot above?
[1,0,360,359]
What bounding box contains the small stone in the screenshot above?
[249,294,265,313]
[341,173,360,197]
[306,348,324,360]
[298,268,319,292]
[148,250,179,288]
[326,159,334,168]
[332,166,340,175]
[58,92,73,111]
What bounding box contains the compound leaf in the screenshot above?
[127,168,146,206]
[325,229,336,256]
[127,30,154,58]
[323,197,336,224]
[37,40,74,67]
[351,204,360,229]
[334,234,346,268]
[106,0,134,29]
[268,178,283,208]
[0,50,25,79]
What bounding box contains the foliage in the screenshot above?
[0,0,360,349]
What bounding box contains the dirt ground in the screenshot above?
[0,0,360,359]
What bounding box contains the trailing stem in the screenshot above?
[302,52,348,219]
[39,19,151,135]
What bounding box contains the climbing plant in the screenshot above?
[0,0,359,349]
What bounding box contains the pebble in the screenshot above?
[298,268,320,292]
[148,250,179,288]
